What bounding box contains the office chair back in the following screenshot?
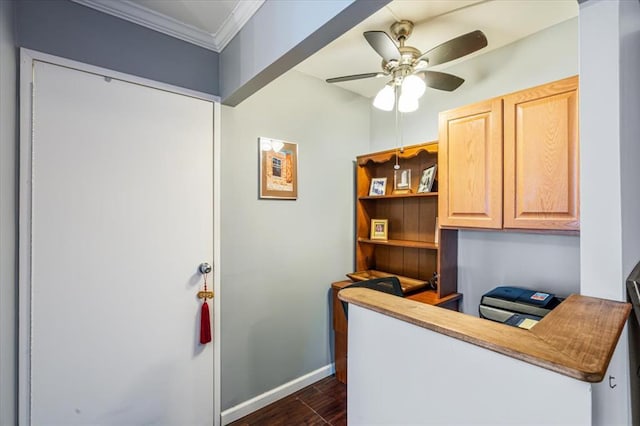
[340,276,404,318]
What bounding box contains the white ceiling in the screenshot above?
[74,0,578,98]
[296,0,578,98]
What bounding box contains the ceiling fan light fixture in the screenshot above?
[401,74,426,99]
[398,94,419,113]
[373,84,395,111]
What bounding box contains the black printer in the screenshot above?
[479,286,563,329]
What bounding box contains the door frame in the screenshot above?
[18,48,222,426]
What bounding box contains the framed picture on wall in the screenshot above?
[259,137,298,199]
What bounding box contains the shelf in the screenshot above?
[346,269,429,293]
[359,192,438,200]
[333,279,461,307]
[357,238,438,249]
[406,289,462,306]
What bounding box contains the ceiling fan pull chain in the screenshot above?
[400,111,404,153]
[394,86,400,169]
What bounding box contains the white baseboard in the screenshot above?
[220,363,335,425]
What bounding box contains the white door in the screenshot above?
[20,59,215,425]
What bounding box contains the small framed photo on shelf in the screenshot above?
[393,169,412,194]
[417,164,437,193]
[370,219,388,240]
[369,177,387,196]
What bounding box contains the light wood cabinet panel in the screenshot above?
[438,75,579,232]
[503,76,579,230]
[438,98,503,229]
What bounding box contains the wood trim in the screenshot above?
[359,192,438,200]
[338,288,630,383]
[440,224,579,236]
[356,142,438,166]
[356,238,438,249]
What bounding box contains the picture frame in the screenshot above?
[259,137,298,199]
[417,164,437,193]
[369,177,387,196]
[393,169,412,193]
[370,219,388,240]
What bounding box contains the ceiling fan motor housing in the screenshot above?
[390,20,414,43]
[382,44,424,84]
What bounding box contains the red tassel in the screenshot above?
[200,300,212,344]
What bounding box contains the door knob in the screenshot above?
[199,262,212,274]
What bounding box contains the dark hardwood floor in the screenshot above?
[229,375,347,425]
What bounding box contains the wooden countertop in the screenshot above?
[338,288,631,383]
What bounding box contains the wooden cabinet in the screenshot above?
[437,98,503,229]
[503,77,579,230]
[438,76,579,232]
[354,142,460,301]
[332,281,350,384]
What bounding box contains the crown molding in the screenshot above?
[72,0,264,52]
[214,1,264,50]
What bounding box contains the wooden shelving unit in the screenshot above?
[333,141,461,385]
[354,141,459,302]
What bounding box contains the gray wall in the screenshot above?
[16,0,218,95]
[220,70,370,409]
[0,1,17,424]
[369,18,581,314]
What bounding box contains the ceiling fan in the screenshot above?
[326,20,488,112]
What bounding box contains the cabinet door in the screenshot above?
[438,98,503,228]
[503,76,579,230]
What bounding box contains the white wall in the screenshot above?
[619,1,640,422]
[579,0,640,424]
[348,304,592,425]
[370,18,581,314]
[219,70,370,409]
[578,4,626,424]
[0,0,17,424]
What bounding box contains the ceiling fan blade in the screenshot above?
[364,31,401,62]
[326,72,385,84]
[418,30,488,67]
[419,70,465,91]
